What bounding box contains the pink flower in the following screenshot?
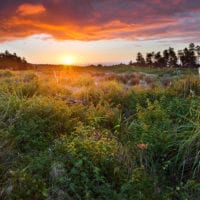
[137,143,147,150]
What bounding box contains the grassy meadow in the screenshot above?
[0,65,200,199]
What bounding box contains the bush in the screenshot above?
[9,97,73,152]
[51,134,120,199]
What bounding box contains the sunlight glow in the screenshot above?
[64,57,73,65]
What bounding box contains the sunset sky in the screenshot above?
[0,0,200,65]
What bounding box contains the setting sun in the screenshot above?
[64,57,73,65]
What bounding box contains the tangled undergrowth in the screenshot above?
[0,68,200,199]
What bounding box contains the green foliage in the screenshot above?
[119,167,158,199]
[7,169,48,200]
[0,69,199,199]
[10,97,73,152]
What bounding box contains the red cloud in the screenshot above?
[0,0,199,42]
[17,3,46,16]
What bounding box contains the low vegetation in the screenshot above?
[0,66,199,199]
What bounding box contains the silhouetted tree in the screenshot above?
[135,43,199,68]
[188,43,196,67]
[136,52,145,66]
[196,45,200,65]
[154,52,165,67]
[5,50,10,56]
[146,52,154,67]
[129,60,133,65]
[22,57,27,63]
[180,48,189,67]
[178,44,197,68]
[168,47,178,68]
[0,50,29,70]
[163,49,169,67]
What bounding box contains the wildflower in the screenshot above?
[137,143,147,150]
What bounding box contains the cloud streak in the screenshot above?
[17,3,46,16]
[0,0,199,42]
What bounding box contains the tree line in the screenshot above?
[0,50,30,70]
[134,43,200,68]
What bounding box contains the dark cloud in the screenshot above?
[0,0,199,42]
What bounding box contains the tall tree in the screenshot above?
[188,43,196,67]
[178,44,197,68]
[168,47,178,68]
[146,52,154,67]
[180,48,190,67]
[154,52,165,67]
[195,45,200,65]
[163,49,169,67]
[136,52,145,66]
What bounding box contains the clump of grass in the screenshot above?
[161,78,172,87]
[128,76,140,86]
[168,76,200,97]
[0,71,39,98]
[0,70,13,78]
[144,75,155,85]
[67,75,94,87]
[38,79,73,97]
[100,80,124,104]
[73,80,124,106]
[173,102,200,180]
[104,72,145,86]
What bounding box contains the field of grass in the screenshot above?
[84,64,198,75]
[0,66,200,199]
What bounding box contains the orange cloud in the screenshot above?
[17,3,46,16]
[0,0,199,42]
